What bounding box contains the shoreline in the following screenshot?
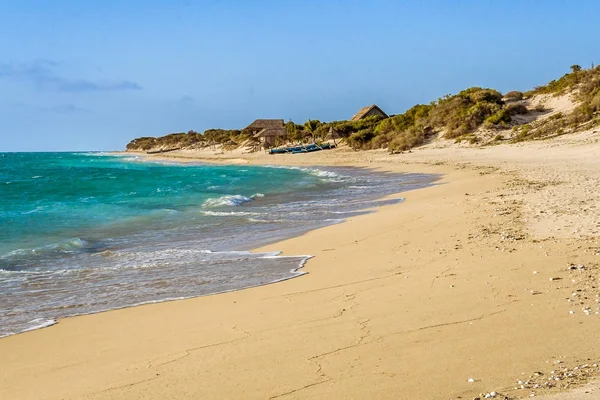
[1,156,437,339]
[0,250,314,340]
[2,141,600,399]
[1,159,436,339]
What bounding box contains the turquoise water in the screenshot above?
[0,152,437,336]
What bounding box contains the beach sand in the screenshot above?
[2,130,600,399]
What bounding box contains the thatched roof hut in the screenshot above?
[350,104,388,121]
[244,119,286,148]
[326,127,340,145]
[254,127,286,139]
[244,119,285,131]
[326,127,340,139]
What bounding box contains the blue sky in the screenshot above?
[1,0,599,151]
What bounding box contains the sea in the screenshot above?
[0,152,438,337]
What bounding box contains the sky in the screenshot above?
[1,0,599,151]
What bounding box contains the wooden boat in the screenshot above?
[146,147,181,154]
[269,143,336,155]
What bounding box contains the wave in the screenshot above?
[58,238,90,252]
[1,238,91,261]
[202,194,253,207]
[73,152,120,157]
[201,210,261,217]
[265,165,349,182]
[0,318,59,339]
[21,206,47,215]
[20,318,57,334]
[0,250,313,337]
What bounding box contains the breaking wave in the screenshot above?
[202,195,253,207]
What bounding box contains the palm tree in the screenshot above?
[304,119,322,142]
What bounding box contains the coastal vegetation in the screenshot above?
[126,65,600,153]
[514,64,600,141]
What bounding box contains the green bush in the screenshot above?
[469,136,480,144]
[504,91,523,101]
[485,109,511,126]
[347,129,375,149]
[388,127,426,153]
[126,65,600,152]
[506,103,528,115]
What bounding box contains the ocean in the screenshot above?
[0,152,437,337]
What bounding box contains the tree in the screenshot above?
[570,64,582,73]
[304,119,322,142]
[285,120,303,142]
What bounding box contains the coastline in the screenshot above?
[2,138,600,399]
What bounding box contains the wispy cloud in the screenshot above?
[0,60,142,92]
[50,104,89,113]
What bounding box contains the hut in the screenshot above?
[326,127,340,145]
[244,119,286,149]
[350,104,388,121]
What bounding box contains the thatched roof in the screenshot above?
[245,119,285,131]
[254,127,286,138]
[350,104,388,121]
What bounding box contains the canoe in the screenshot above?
[269,143,336,155]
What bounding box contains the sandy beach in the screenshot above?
[2,130,600,399]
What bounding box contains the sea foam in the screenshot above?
[202,194,253,207]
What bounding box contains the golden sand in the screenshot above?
[2,131,600,399]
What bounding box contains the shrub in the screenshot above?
[370,132,391,149]
[388,127,426,153]
[347,129,375,149]
[485,109,511,126]
[468,88,503,104]
[506,103,528,115]
[504,91,523,101]
[427,87,505,138]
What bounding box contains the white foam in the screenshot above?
[264,165,349,182]
[22,318,57,333]
[1,249,315,338]
[202,194,252,207]
[58,238,89,251]
[21,206,46,215]
[201,210,261,217]
[73,152,117,157]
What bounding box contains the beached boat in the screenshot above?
[269,143,335,155]
[146,147,182,154]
